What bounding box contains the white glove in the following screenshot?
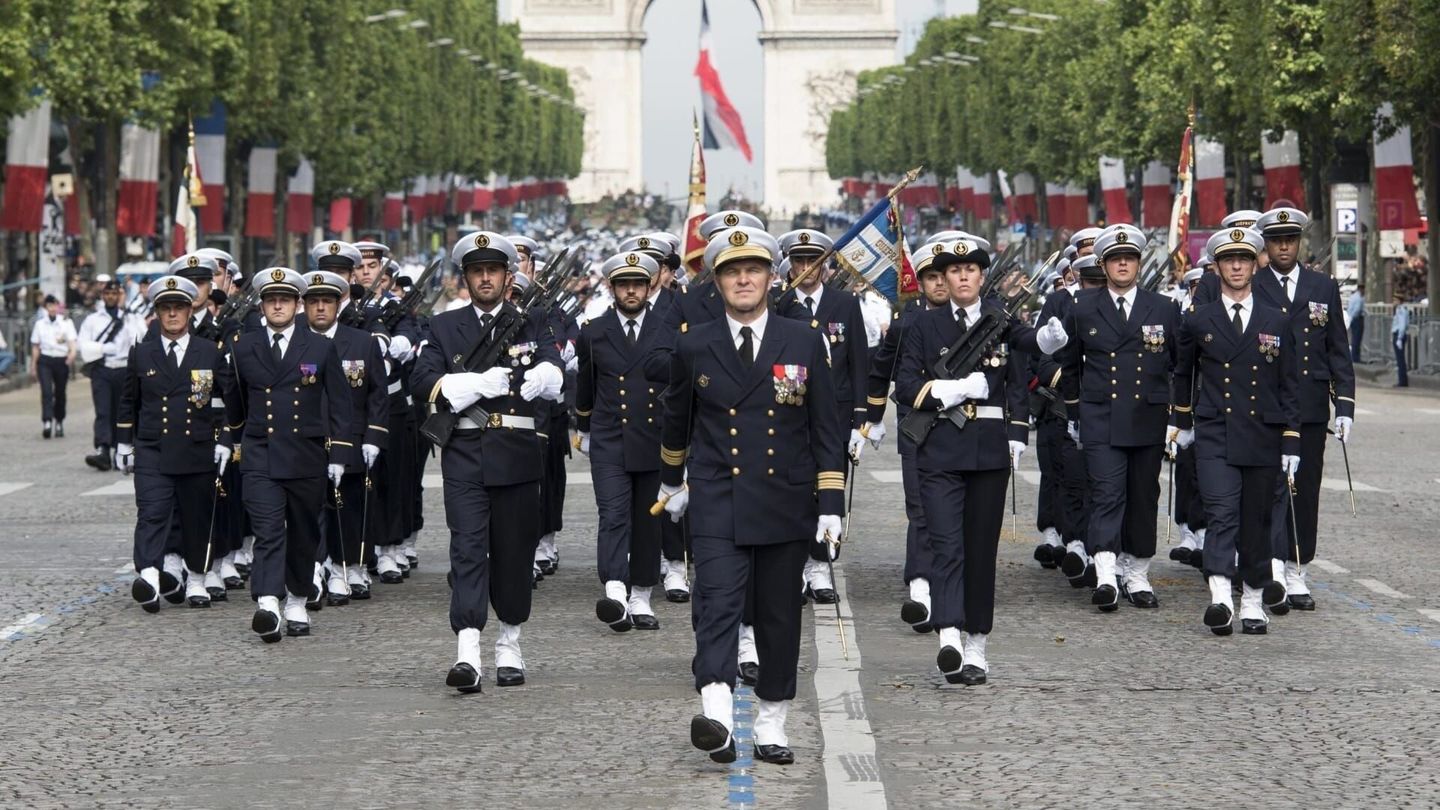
[362,443,380,469]
[1036,316,1069,355]
[116,442,135,474]
[816,514,844,560]
[847,429,865,463]
[1067,420,1080,445]
[862,421,886,449]
[930,372,989,409]
[439,371,500,412]
[328,464,344,487]
[387,334,413,361]
[1176,428,1195,449]
[658,483,688,523]
[560,341,576,363]
[214,444,231,475]
[520,361,564,402]
[565,354,579,374]
[1281,455,1300,478]
[575,431,590,456]
[1334,416,1352,444]
[476,366,514,399]
[1009,440,1025,469]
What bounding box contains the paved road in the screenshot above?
[0,378,1437,808]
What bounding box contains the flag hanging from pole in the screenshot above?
[1168,115,1194,267]
[833,196,913,301]
[695,0,752,162]
[682,110,708,275]
[172,117,202,256]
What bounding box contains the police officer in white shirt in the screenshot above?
[78,279,140,470]
[30,294,78,438]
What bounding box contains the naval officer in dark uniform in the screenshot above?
[1171,227,1302,634]
[575,251,668,632]
[658,226,846,766]
[411,232,564,693]
[115,276,231,611]
[221,268,354,642]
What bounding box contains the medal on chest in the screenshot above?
[773,364,808,406]
[1258,333,1280,363]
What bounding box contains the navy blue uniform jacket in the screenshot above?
[116,336,231,476]
[575,308,667,471]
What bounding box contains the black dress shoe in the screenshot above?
[379,571,403,585]
[938,645,964,683]
[538,559,557,576]
[755,744,794,765]
[901,599,929,629]
[207,586,228,602]
[326,592,350,607]
[1034,543,1053,563]
[1187,554,1204,570]
[159,571,184,604]
[55,423,64,438]
[350,583,371,600]
[446,662,484,694]
[1261,581,1287,609]
[131,578,160,613]
[738,662,759,686]
[306,589,324,612]
[1168,547,1192,564]
[1241,618,1268,635]
[958,665,987,686]
[665,588,691,604]
[1092,584,1119,612]
[596,597,632,632]
[252,609,282,643]
[496,666,525,687]
[286,620,311,637]
[42,425,52,439]
[187,594,211,608]
[84,451,111,471]
[1204,603,1233,635]
[406,554,419,570]
[1287,593,1315,611]
[690,715,736,763]
[223,576,244,590]
[1270,600,1290,616]
[1060,551,1086,579]
[1127,590,1159,609]
[631,613,660,630]
[233,562,250,576]
[808,587,839,605]
[913,622,933,634]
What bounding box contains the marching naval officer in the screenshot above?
[658,226,846,765]
[221,268,354,642]
[411,232,564,693]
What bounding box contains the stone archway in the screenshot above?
[517,0,897,215]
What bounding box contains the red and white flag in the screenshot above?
[172,119,203,257]
[1261,130,1304,211]
[244,145,277,238]
[1065,183,1089,230]
[117,123,160,236]
[1193,135,1226,227]
[695,0,752,163]
[329,197,352,235]
[1168,122,1194,263]
[971,171,993,220]
[383,190,404,229]
[1142,160,1172,229]
[1098,156,1132,225]
[0,100,52,232]
[682,111,708,274]
[193,102,226,233]
[956,166,974,216]
[286,157,314,235]
[1373,104,1423,230]
[1009,172,1038,223]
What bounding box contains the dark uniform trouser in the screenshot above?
[1083,442,1165,558]
[320,471,380,569]
[1034,417,1065,532]
[413,399,431,534]
[1197,454,1278,588]
[899,439,932,585]
[1270,423,1326,563]
[809,399,853,565]
[90,365,125,447]
[243,472,324,599]
[1173,445,1207,530]
[692,534,807,702]
[379,402,414,546]
[1056,431,1090,543]
[444,469,540,634]
[134,470,214,574]
[540,431,568,536]
[918,468,1008,634]
[37,355,69,422]
[592,461,662,587]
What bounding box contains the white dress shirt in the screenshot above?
[268,323,297,359]
[1108,286,1138,319]
[949,299,982,327]
[30,315,77,358]
[161,332,192,367]
[1220,292,1254,332]
[1272,267,1299,302]
[616,306,647,340]
[726,309,768,351]
[794,284,825,316]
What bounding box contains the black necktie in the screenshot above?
[272,332,284,364]
[168,340,179,368]
[480,313,494,336]
[625,319,638,346]
[1280,276,1291,301]
[738,326,754,367]
[1232,303,1244,335]
[956,308,967,329]
[804,296,815,316]
[1117,297,1128,322]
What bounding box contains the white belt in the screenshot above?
[971,405,1004,420]
[210,397,224,409]
[387,379,403,395]
[457,414,535,431]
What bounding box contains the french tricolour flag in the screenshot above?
[1141,160,1171,229]
[245,145,277,238]
[1194,136,1226,227]
[0,99,51,233]
[194,101,226,233]
[1373,104,1423,230]
[1098,156,1132,225]
[695,0,752,163]
[117,123,160,236]
[1261,130,1303,210]
[286,158,314,235]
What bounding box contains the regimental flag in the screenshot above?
[1168,120,1194,265]
[172,118,202,257]
[0,99,52,233]
[1373,103,1423,230]
[833,196,914,301]
[682,111,708,275]
[193,101,226,233]
[695,0,752,163]
[117,122,160,236]
[1261,129,1303,211]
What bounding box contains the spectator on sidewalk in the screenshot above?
[30,294,77,437]
[0,331,15,377]
[1347,283,1366,363]
[1392,290,1410,388]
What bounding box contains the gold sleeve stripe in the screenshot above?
[428,378,444,405]
[227,422,244,430]
[913,380,935,410]
[1064,399,1079,405]
[1049,368,1062,388]
[1171,405,1192,413]
[816,471,847,491]
[331,440,354,447]
[680,323,689,333]
[575,408,593,417]
[867,395,888,406]
[661,446,688,465]
[1010,420,1029,427]
[368,425,389,433]
[1335,396,1355,403]
[1282,430,1300,438]
[116,422,134,428]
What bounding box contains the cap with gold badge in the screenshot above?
[1220,210,1264,229]
[1093,224,1146,260]
[702,226,779,272]
[698,210,765,241]
[777,229,833,259]
[257,267,308,298]
[1254,207,1308,238]
[148,275,200,306]
[1204,227,1264,260]
[602,251,659,284]
[451,231,519,269]
[310,240,363,271]
[168,253,220,282]
[302,270,349,298]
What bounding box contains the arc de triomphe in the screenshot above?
[516,0,897,214]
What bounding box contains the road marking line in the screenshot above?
[1321,477,1381,493]
[0,613,44,641]
[82,479,134,496]
[1310,559,1349,575]
[1355,579,1412,600]
[1417,609,1440,626]
[814,563,889,810]
[868,470,903,483]
[1416,408,1440,416]
[1353,407,1377,416]
[0,482,33,498]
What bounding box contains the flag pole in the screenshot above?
[782,165,923,294]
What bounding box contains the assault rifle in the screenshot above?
[377,257,443,332]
